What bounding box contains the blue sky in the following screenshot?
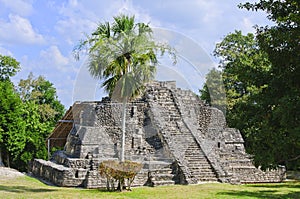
[0,0,271,107]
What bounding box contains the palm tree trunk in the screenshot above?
[120,99,127,162]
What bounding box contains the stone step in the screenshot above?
[185,148,205,152]
[190,163,213,168]
[185,156,206,160]
[152,180,175,186]
[192,174,216,178]
[185,150,205,153]
[190,168,215,172]
[192,174,216,179]
[187,160,211,164]
[152,173,174,181]
[231,166,257,169]
[184,155,207,159]
[197,178,218,182]
[143,161,172,170]
[185,146,200,149]
[151,168,173,174]
[186,157,207,160]
[170,132,193,135]
[185,153,206,157]
[189,167,214,171]
[195,178,218,182]
[193,172,216,176]
[185,146,202,149]
[189,167,214,172]
[185,145,201,148]
[187,161,212,165]
[193,177,218,181]
[150,157,173,163]
[221,159,253,163]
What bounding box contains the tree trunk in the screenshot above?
[120,99,127,162]
[0,148,4,167]
[6,153,10,168]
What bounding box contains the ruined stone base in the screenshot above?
[30,155,175,188]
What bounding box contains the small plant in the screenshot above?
[99,160,142,191]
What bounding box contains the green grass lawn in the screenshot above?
[0,176,299,199]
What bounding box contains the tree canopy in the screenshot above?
[18,73,65,125]
[0,55,20,81]
[201,0,300,170]
[240,0,300,169]
[0,55,64,171]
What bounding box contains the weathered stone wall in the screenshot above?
[31,159,86,187]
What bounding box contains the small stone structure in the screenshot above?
[30,81,286,188]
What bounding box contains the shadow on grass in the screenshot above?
[94,187,134,193]
[0,185,57,193]
[218,189,300,199]
[246,182,300,189]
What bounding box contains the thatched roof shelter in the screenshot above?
[47,106,73,149]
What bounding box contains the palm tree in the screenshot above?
[74,14,175,162]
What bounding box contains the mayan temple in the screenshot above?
[30,81,285,188]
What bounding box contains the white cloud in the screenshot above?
[240,17,256,33]
[54,0,158,46]
[0,14,45,45]
[113,0,156,25]
[1,0,272,107]
[0,0,34,16]
[55,17,96,45]
[0,46,13,56]
[53,0,98,45]
[40,46,69,71]
[69,0,78,7]
[194,0,223,23]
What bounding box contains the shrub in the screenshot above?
[99,160,142,191]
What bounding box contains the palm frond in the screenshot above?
[74,14,177,101]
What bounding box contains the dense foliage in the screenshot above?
[0,80,25,168]
[201,0,300,170]
[0,55,64,171]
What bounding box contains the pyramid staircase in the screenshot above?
[147,84,218,184]
[147,166,175,186]
[184,141,218,182]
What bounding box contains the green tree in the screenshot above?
[18,73,65,125]
[74,14,175,163]
[199,68,226,113]
[15,74,65,170]
[0,55,65,171]
[211,31,275,169]
[240,0,300,169]
[14,101,51,171]
[0,127,3,166]
[0,55,24,167]
[202,24,299,169]
[0,80,26,168]
[0,55,20,81]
